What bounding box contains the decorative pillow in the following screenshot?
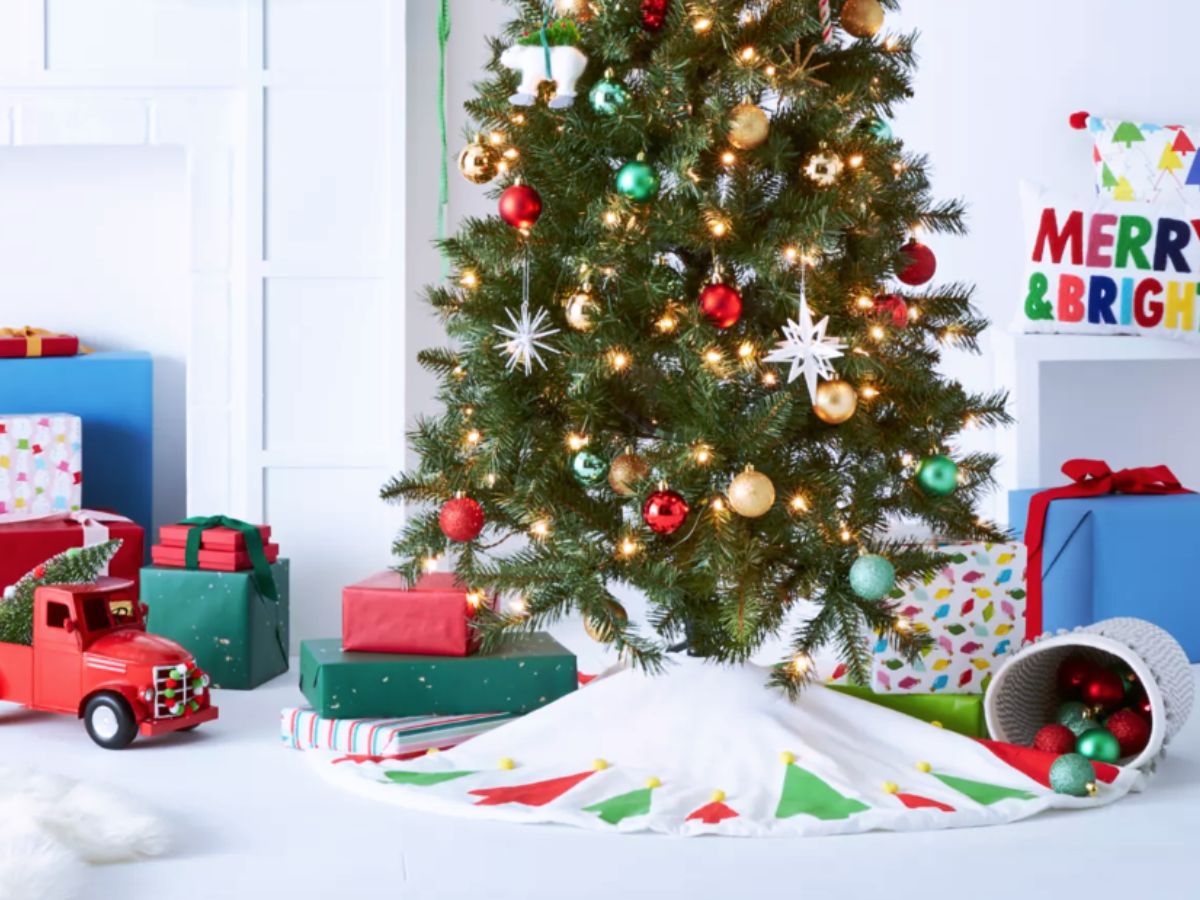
[1020,180,1200,340]
[1075,113,1200,204]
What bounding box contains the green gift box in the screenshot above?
[825,684,988,738]
[141,560,290,690]
[300,632,576,719]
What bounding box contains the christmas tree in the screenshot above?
[0,540,123,644]
[384,0,1009,693]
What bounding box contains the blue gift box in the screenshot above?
[0,352,152,544]
[1010,488,1200,661]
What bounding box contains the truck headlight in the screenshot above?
[142,687,155,703]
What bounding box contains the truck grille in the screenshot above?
[152,663,195,718]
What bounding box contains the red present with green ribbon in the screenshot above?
[151,515,280,602]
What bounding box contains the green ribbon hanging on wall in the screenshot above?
[437,0,452,275]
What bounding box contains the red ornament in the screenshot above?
[873,293,909,328]
[1055,655,1099,698]
[698,283,743,329]
[642,489,690,535]
[1081,667,1126,712]
[640,0,669,31]
[439,496,485,542]
[33,565,46,579]
[1032,723,1077,755]
[1105,708,1151,757]
[897,240,937,286]
[499,184,543,231]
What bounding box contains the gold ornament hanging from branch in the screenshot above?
[609,449,650,496]
[728,466,776,518]
[584,599,628,643]
[814,380,858,424]
[728,99,770,150]
[565,289,599,332]
[841,0,884,39]
[457,136,500,184]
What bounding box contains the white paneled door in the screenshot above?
[0,0,409,648]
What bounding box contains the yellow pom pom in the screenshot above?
[710,789,726,803]
[498,757,515,770]
[645,776,662,789]
[881,781,899,794]
[425,747,440,755]
[915,761,932,773]
[930,720,944,729]
[779,751,796,765]
[592,758,609,771]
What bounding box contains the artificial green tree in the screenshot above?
[0,540,122,644]
[384,0,1008,693]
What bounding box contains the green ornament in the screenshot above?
[858,115,893,141]
[1106,661,1139,698]
[849,555,896,601]
[1056,700,1095,736]
[66,547,81,558]
[916,455,959,497]
[1048,753,1096,797]
[164,688,176,699]
[615,160,659,202]
[1076,727,1121,763]
[572,450,608,487]
[589,77,629,116]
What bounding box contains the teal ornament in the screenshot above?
[572,450,608,487]
[1056,700,1095,736]
[1076,727,1122,763]
[849,555,896,601]
[615,160,659,202]
[1048,753,1096,797]
[859,115,893,141]
[916,455,959,497]
[589,78,629,116]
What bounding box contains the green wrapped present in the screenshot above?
[300,633,576,719]
[141,560,290,690]
[825,684,987,738]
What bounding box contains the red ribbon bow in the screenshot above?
[1023,459,1190,638]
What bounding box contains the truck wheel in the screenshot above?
[83,693,137,750]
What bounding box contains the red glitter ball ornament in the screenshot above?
[439,496,485,542]
[897,240,937,286]
[642,489,690,535]
[640,0,669,31]
[498,184,543,231]
[1033,723,1077,755]
[1105,708,1151,757]
[873,293,909,328]
[698,283,743,329]
[1056,655,1099,698]
[1081,667,1126,711]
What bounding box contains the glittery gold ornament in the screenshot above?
[457,137,500,184]
[584,599,628,642]
[728,100,770,150]
[813,380,857,424]
[609,449,650,496]
[728,466,776,518]
[804,150,844,187]
[565,289,599,331]
[841,0,884,39]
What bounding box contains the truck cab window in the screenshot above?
[81,596,111,632]
[46,602,71,629]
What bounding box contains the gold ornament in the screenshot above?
[609,449,650,496]
[804,150,844,187]
[728,100,770,150]
[728,465,776,518]
[583,599,629,642]
[841,0,884,39]
[814,380,858,424]
[565,289,598,332]
[553,0,593,20]
[457,137,500,184]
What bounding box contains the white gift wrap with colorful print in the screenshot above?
[281,707,516,757]
[0,414,82,523]
[829,542,1027,694]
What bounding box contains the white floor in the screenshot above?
[4,649,1198,900]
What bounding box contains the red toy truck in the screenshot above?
[0,577,217,748]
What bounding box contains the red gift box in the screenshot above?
[0,327,80,359]
[151,542,280,573]
[158,522,272,551]
[0,513,144,592]
[342,572,491,656]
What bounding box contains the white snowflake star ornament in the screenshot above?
[764,295,846,401]
[494,301,561,374]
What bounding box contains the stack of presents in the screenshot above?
[827,458,1200,731]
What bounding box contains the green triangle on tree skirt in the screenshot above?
[469,770,594,807]
[932,772,1036,805]
[385,769,476,787]
[1101,163,1118,188]
[1112,121,1145,147]
[775,764,870,821]
[583,787,653,825]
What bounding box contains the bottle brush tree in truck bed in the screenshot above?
[0,541,122,645]
[383,0,1009,693]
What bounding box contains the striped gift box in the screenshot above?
[281,707,516,757]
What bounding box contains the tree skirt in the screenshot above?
[312,657,1144,837]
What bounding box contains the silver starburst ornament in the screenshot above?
[764,295,846,401]
[495,300,561,374]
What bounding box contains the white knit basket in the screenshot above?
[985,618,1194,771]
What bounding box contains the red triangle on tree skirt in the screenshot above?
[1173,130,1196,154]
[1094,145,1102,163]
[469,770,594,807]
[975,739,1120,787]
[685,801,739,824]
[896,792,955,813]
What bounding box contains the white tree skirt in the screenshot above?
[313,657,1143,837]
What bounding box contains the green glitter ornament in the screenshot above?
[615,159,659,202]
[572,450,608,487]
[589,72,629,116]
[849,555,896,601]
[916,455,958,497]
[1049,753,1097,797]
[1076,727,1122,763]
[1056,700,1095,736]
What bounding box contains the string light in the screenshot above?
[452,365,467,378]
[908,305,920,322]
[566,432,589,451]
[529,519,551,540]
[484,473,498,487]
[706,214,730,238]
[608,348,631,372]
[791,654,813,677]
[423,555,440,573]
[488,131,506,146]
[762,371,778,387]
[711,497,726,512]
[511,113,527,126]
[462,406,474,418]
[856,295,874,310]
[459,269,479,289]
[782,245,800,264]
[764,64,777,77]
[703,347,724,368]
[619,536,641,557]
[789,494,809,513]
[894,616,913,634]
[737,341,756,361]
[883,35,901,52]
[502,147,520,162]
[693,444,712,465]
[847,153,864,169]
[465,429,482,447]
[892,161,906,175]
[603,210,620,227]
[508,596,528,616]
[693,16,713,33]
[656,311,679,333]
[466,589,487,608]
[720,150,737,167]
[963,414,978,429]
[870,325,886,341]
[739,46,757,63]
[901,452,914,467]
[840,526,853,542]
[860,385,880,399]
